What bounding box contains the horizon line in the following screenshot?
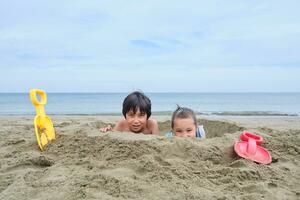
[1,91,300,94]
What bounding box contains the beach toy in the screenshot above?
[234,131,272,164]
[30,89,55,150]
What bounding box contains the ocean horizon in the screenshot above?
[0,92,300,116]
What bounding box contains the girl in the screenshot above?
[166,106,205,138]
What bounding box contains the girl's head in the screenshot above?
[171,106,197,137]
[122,91,151,133]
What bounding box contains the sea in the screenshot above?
[0,93,300,116]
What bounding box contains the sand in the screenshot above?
[0,115,299,200]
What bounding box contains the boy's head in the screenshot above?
[171,106,197,137]
[122,91,152,133]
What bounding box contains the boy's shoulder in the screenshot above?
[147,118,158,126]
[146,118,159,135]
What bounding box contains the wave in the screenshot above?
[197,111,299,116]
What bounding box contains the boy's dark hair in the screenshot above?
[171,105,197,128]
[122,91,152,119]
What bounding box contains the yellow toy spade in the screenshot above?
[30,89,55,150]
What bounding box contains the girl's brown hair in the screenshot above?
[171,105,197,128]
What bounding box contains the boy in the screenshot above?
[100,91,159,135]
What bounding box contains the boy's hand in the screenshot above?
[99,125,112,133]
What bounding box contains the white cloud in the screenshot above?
[0,0,299,92]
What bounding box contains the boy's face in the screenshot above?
[125,108,147,133]
[172,117,196,137]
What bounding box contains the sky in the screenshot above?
[0,0,300,92]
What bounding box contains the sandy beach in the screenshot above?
[0,115,299,199]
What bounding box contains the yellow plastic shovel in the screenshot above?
[29,89,55,150]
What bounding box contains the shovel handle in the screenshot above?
[246,138,257,155]
[240,131,263,145]
[30,89,47,106]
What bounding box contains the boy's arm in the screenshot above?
[99,124,113,132]
[99,119,127,133]
[99,120,123,133]
[113,119,127,132]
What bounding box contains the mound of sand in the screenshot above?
[0,116,299,199]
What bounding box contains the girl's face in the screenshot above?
[125,108,147,133]
[172,117,196,137]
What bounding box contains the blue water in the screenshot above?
[0,93,300,116]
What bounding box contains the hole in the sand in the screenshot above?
[271,157,279,163]
[268,182,277,188]
[198,119,243,138]
[30,156,54,167]
[158,119,243,138]
[5,139,26,146]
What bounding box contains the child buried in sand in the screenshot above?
[99,91,159,135]
[166,106,206,138]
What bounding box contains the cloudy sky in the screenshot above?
[0,0,299,92]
